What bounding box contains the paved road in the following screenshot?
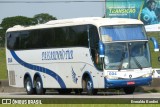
[0,92,160,98]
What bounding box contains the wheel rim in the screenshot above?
[26,81,32,92]
[87,80,93,91]
[36,81,41,90]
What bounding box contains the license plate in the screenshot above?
[127,81,135,85]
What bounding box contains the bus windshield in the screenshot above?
[104,42,151,70]
[100,25,147,41]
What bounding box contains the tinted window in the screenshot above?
[89,25,102,70]
[7,25,89,50]
[19,31,30,49]
[7,32,20,50]
[68,25,88,47]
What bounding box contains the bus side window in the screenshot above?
[69,25,88,47]
[89,25,102,70]
[7,32,20,50]
[7,33,12,49]
[19,31,30,49]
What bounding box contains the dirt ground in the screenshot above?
[0,80,25,93]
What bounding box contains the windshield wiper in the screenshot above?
[133,57,142,70]
[118,52,125,71]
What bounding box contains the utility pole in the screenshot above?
[105,0,107,18]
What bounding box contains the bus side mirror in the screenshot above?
[96,41,104,70]
[99,41,105,58]
[150,37,159,52]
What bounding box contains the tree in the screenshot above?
[0,16,36,47]
[0,29,5,47]
[1,16,36,31]
[0,13,57,47]
[33,13,57,24]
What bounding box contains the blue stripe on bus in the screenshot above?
[10,50,66,88]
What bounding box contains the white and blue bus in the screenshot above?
[5,17,159,95]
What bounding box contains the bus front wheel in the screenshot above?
[84,77,97,95]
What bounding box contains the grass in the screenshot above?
[0,48,7,80]
[147,32,160,68]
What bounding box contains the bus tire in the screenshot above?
[24,77,35,95]
[123,86,135,94]
[35,77,45,95]
[85,77,97,95]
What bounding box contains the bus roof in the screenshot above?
[6,17,143,32]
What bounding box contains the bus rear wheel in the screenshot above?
[123,86,135,94]
[35,77,46,95]
[24,77,35,95]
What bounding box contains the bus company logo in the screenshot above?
[42,49,73,61]
[2,99,11,104]
[129,74,132,79]
[71,68,78,84]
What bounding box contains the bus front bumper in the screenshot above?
[105,76,152,88]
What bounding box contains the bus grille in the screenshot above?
[9,71,16,85]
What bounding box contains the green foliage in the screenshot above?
[147,32,160,68]
[1,16,36,30]
[0,13,57,47]
[33,13,57,24]
[0,16,35,47]
[0,48,7,80]
[0,29,5,47]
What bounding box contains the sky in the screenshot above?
[0,0,105,23]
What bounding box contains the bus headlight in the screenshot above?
[142,73,152,78]
[106,75,118,79]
